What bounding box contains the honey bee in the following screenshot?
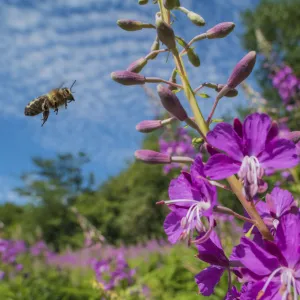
[24,80,76,126]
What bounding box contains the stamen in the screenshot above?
[238,155,264,199]
[258,267,297,300]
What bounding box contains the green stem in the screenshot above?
[172,49,209,135]
[227,176,273,241]
[158,0,273,242]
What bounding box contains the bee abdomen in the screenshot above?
[24,96,48,116]
[24,105,41,116]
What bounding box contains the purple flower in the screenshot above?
[195,230,230,296]
[159,127,195,174]
[271,65,300,104]
[205,113,298,199]
[232,213,300,299]
[244,187,298,239]
[161,156,217,244]
[30,240,49,256]
[0,271,4,280]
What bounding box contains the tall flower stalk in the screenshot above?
[112,1,299,298]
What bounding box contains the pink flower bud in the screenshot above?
[136,120,162,133]
[215,84,238,97]
[206,22,235,39]
[227,51,256,88]
[126,57,148,73]
[117,19,155,31]
[157,84,188,121]
[135,150,171,164]
[111,70,146,85]
[155,14,176,50]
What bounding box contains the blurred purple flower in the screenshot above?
[93,252,136,291]
[271,65,300,104]
[30,240,49,256]
[159,127,195,174]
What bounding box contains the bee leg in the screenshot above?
[54,103,59,115]
[65,101,68,109]
[41,110,50,127]
[41,99,50,126]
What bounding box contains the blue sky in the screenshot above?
[0,0,259,203]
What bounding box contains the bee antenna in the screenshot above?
[70,80,76,91]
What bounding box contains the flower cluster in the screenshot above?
[159,127,195,174]
[271,65,300,105]
[92,253,136,291]
[112,1,300,299]
[0,239,26,277]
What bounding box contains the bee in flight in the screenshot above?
[24,80,76,126]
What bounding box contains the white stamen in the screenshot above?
[261,267,297,299]
[164,198,211,240]
[238,156,264,198]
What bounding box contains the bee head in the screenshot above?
[63,80,76,102]
[62,88,75,102]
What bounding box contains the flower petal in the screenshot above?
[275,213,300,268]
[259,138,299,170]
[233,118,243,138]
[267,187,296,218]
[207,123,244,161]
[168,172,193,200]
[232,237,280,276]
[196,231,228,267]
[266,121,279,144]
[242,113,271,156]
[163,212,183,244]
[225,286,240,300]
[242,281,281,300]
[195,266,224,296]
[191,156,217,206]
[204,154,241,180]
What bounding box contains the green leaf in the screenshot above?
[211,118,224,123]
[196,93,210,98]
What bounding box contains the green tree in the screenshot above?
[76,132,172,245]
[15,152,94,251]
[241,0,300,108]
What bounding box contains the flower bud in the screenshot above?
[117,19,154,31]
[155,13,176,50]
[215,84,238,97]
[126,57,148,73]
[187,11,205,27]
[227,51,257,88]
[136,120,162,133]
[138,0,148,4]
[135,150,171,164]
[111,70,146,85]
[206,22,235,39]
[176,36,200,67]
[163,0,180,10]
[157,84,188,121]
[187,49,200,67]
[148,36,160,60]
[168,68,178,91]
